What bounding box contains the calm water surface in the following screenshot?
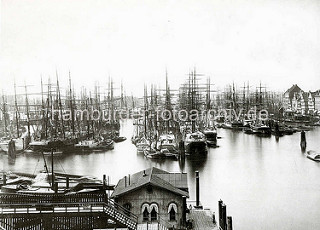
[1,120,320,230]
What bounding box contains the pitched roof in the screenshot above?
[111,167,189,198]
[284,84,303,95]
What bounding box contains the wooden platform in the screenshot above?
[187,209,218,230]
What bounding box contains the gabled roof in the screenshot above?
[111,167,189,198]
[284,84,303,98]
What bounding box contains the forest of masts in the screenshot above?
[0,71,284,139]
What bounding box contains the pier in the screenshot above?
[187,209,218,230]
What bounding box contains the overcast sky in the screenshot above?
[1,0,320,96]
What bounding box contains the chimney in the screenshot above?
[66,176,69,189]
[3,173,6,186]
[143,170,147,177]
[54,182,58,194]
[195,171,200,207]
[124,176,127,187]
[128,174,130,185]
[103,174,106,190]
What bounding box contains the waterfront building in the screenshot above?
[307,91,315,114]
[111,167,189,229]
[314,91,320,113]
[283,84,319,115]
[283,84,303,110]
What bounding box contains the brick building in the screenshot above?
[111,167,189,229]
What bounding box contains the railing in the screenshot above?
[0,200,138,230]
[108,198,139,219]
[137,222,168,230]
[104,202,138,230]
[0,193,107,204]
[137,214,170,230]
[0,202,105,215]
[0,219,13,230]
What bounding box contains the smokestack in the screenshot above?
[195,171,200,207]
[124,176,127,187]
[128,174,130,185]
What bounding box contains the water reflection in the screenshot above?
[178,156,185,172]
[186,154,208,173]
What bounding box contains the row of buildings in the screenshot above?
[283,84,320,115]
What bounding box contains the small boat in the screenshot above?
[136,137,150,152]
[42,150,63,156]
[251,124,271,136]
[1,171,105,195]
[243,127,254,134]
[27,139,75,153]
[282,127,294,135]
[297,125,313,132]
[157,133,178,152]
[203,129,217,147]
[221,122,232,129]
[306,151,320,162]
[231,120,244,130]
[74,138,114,152]
[144,148,166,159]
[160,149,179,159]
[113,136,127,143]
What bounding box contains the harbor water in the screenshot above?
[1,119,320,230]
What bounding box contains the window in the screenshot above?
[168,203,178,221]
[151,207,157,221]
[169,208,176,221]
[149,203,158,221]
[143,207,149,221]
[124,203,131,216]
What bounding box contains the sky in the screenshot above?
[1,0,320,96]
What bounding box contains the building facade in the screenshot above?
[111,167,189,229]
[283,84,319,115]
